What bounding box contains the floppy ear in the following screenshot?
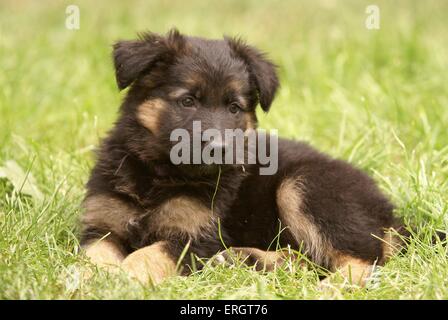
[226,37,279,112]
[113,29,186,90]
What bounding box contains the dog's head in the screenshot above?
[113,29,279,170]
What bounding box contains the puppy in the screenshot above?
[80,29,407,287]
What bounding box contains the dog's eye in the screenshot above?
[229,102,242,114]
[179,96,196,108]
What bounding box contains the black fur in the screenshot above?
[80,29,407,274]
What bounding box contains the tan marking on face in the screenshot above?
[184,73,204,87]
[83,239,125,272]
[228,79,249,107]
[148,196,215,239]
[136,98,166,134]
[244,112,257,130]
[121,241,176,285]
[167,88,190,100]
[227,79,246,93]
[82,194,140,239]
[276,177,332,266]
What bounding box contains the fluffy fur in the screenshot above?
[80,29,412,285]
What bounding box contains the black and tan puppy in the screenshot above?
[80,29,406,286]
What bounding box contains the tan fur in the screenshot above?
[184,74,204,87]
[82,194,140,239]
[220,247,293,271]
[136,98,166,134]
[228,79,248,105]
[276,177,331,266]
[148,196,215,239]
[325,252,374,287]
[167,88,190,100]
[244,112,257,130]
[121,241,177,285]
[84,239,124,272]
[228,79,245,92]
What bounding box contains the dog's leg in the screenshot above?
[121,241,177,285]
[320,253,376,289]
[83,239,125,270]
[321,228,406,288]
[80,194,141,273]
[214,247,296,271]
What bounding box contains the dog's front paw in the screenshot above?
[211,247,287,272]
[121,242,177,285]
[318,265,381,293]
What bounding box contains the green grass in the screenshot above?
[1,0,448,299]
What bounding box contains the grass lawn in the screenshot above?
[1,0,447,299]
